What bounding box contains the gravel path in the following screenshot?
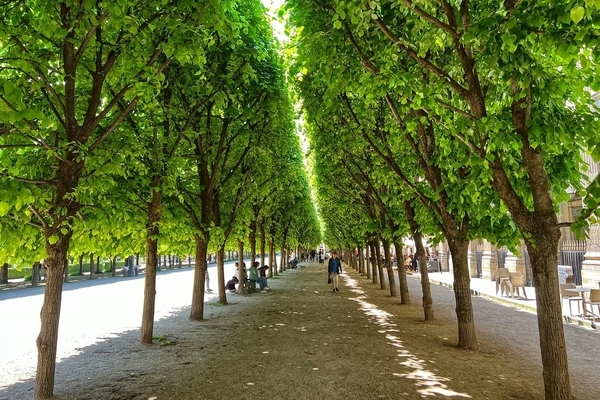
[1,262,598,400]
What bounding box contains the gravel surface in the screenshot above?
[1,261,598,400]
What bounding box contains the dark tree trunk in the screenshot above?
[268,238,275,277]
[249,220,257,267]
[528,228,571,399]
[141,184,162,344]
[238,240,246,295]
[111,256,117,277]
[358,247,365,275]
[95,256,100,274]
[447,238,477,349]
[31,262,39,287]
[393,240,410,305]
[217,248,227,304]
[190,234,208,320]
[63,257,69,283]
[1,263,8,284]
[78,254,83,276]
[365,244,371,279]
[36,232,72,398]
[369,241,378,284]
[382,238,397,297]
[89,253,95,279]
[374,240,385,289]
[260,224,266,269]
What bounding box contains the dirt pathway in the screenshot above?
[2,262,597,399]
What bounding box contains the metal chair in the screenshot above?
[560,283,582,317]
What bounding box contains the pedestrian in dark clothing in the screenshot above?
[328,251,343,292]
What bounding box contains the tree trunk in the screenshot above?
[1,263,8,284]
[268,238,277,278]
[190,234,208,320]
[357,247,363,275]
[141,185,162,344]
[374,240,385,289]
[238,240,246,295]
[63,257,69,283]
[35,233,71,398]
[404,201,434,319]
[31,261,39,287]
[217,248,227,303]
[382,238,397,296]
[365,245,371,279]
[393,240,410,305]
[527,229,571,399]
[111,256,117,277]
[95,256,101,274]
[414,232,435,322]
[447,238,477,349]
[260,224,266,269]
[249,220,257,267]
[78,254,83,276]
[89,253,95,279]
[369,241,378,284]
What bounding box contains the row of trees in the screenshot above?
[0,1,320,398]
[286,1,600,400]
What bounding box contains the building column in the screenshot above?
[504,245,527,274]
[481,241,498,281]
[581,225,600,287]
[468,240,478,277]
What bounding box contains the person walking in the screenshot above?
[328,251,343,292]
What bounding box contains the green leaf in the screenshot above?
[0,201,9,216]
[571,6,585,24]
[48,235,59,245]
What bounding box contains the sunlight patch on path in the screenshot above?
[344,275,471,398]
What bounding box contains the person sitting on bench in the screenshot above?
[248,261,266,292]
[258,264,269,290]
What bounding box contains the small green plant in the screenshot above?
[152,335,177,346]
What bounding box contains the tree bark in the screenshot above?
[111,256,117,277]
[393,240,410,305]
[217,248,227,304]
[95,256,101,274]
[89,253,95,279]
[36,232,72,398]
[365,244,371,279]
[141,184,162,344]
[358,247,365,275]
[528,228,571,399]
[1,263,8,284]
[382,238,397,297]
[260,224,266,269]
[78,254,83,276]
[238,239,246,295]
[374,239,385,289]
[369,241,378,285]
[63,257,69,283]
[31,261,39,287]
[190,234,208,320]
[447,238,477,349]
[268,238,275,278]
[249,219,257,267]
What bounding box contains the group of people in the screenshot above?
[402,251,439,272]
[223,261,270,293]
